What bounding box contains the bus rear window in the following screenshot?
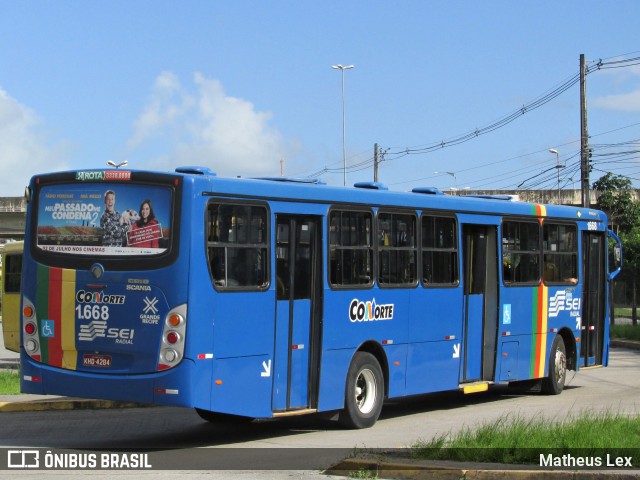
[36,183,173,256]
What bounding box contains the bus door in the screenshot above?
[461,225,499,384]
[581,231,606,367]
[273,215,323,412]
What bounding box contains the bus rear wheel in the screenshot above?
[541,336,567,395]
[339,352,384,429]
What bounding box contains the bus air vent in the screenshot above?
[354,181,388,190]
[253,177,326,185]
[465,194,519,201]
[175,166,217,176]
[412,187,443,195]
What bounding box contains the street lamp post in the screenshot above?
[107,160,128,169]
[434,171,457,193]
[549,148,562,204]
[332,64,354,186]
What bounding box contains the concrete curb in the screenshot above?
[0,397,149,413]
[326,457,640,479]
[610,339,640,350]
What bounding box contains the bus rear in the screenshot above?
[1,240,23,352]
[20,169,201,406]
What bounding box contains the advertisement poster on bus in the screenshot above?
[36,183,172,256]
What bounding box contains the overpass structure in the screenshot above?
[0,197,26,241]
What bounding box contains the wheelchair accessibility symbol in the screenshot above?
[41,320,55,338]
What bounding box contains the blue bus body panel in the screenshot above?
[463,294,485,381]
[20,168,613,420]
[406,287,462,394]
[21,355,198,406]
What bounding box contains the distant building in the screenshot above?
[450,189,640,207]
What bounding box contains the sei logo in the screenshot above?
[548,290,581,318]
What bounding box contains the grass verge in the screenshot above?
[611,323,640,341]
[411,412,640,464]
[0,369,20,395]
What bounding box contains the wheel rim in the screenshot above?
[554,348,567,385]
[354,368,377,414]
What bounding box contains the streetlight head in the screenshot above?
[549,148,558,154]
[331,64,354,70]
[107,160,128,169]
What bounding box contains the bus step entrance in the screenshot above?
[272,408,318,418]
[459,381,490,394]
[579,365,603,371]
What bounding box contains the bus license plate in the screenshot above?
[82,354,112,368]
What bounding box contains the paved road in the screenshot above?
[2,347,640,477]
[2,320,640,478]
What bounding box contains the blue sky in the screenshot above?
[1,1,639,195]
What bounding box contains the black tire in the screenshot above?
[541,335,567,395]
[338,352,384,429]
[195,408,253,424]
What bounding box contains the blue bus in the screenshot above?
[20,167,622,428]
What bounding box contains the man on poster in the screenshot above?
[100,190,133,247]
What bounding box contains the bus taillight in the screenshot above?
[22,296,41,359]
[157,304,187,371]
[168,313,182,327]
[166,331,180,344]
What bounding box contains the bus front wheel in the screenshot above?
[541,336,567,395]
[339,352,384,429]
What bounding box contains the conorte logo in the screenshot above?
[8,450,39,468]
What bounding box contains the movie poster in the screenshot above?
[36,183,172,256]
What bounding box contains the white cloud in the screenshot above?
[591,58,640,112]
[0,89,69,195]
[592,89,640,112]
[129,72,289,177]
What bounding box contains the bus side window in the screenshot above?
[377,211,417,287]
[543,223,577,285]
[502,220,540,285]
[5,253,22,293]
[421,214,458,286]
[207,202,269,291]
[329,210,374,288]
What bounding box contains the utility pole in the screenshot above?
[373,143,379,182]
[580,53,590,208]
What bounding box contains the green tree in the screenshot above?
[593,173,640,325]
[592,173,640,234]
[619,227,640,325]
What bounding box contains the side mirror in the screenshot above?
[607,230,623,281]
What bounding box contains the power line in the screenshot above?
[306,54,640,187]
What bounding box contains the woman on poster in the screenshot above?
[131,199,160,248]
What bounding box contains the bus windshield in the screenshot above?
[36,182,173,256]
